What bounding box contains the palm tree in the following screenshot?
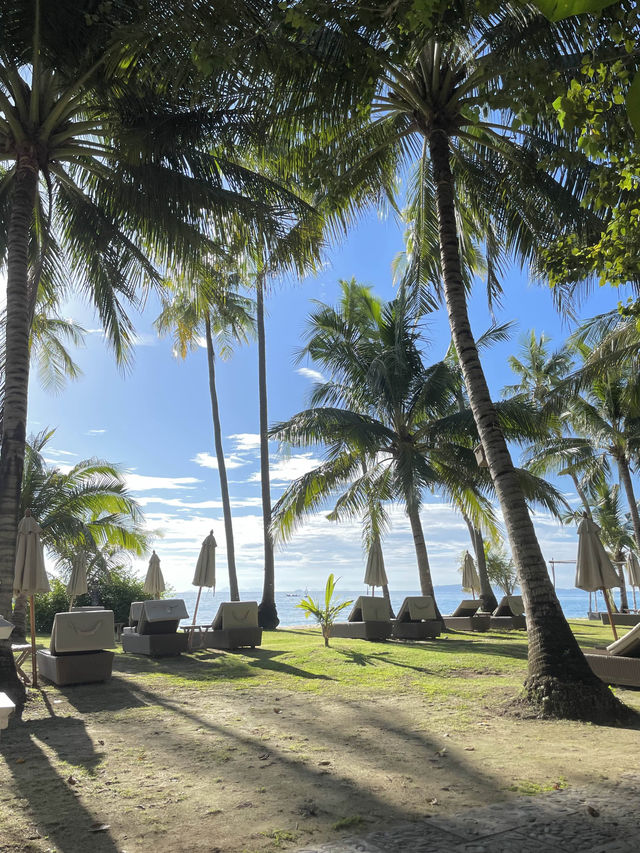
[283,4,621,716]
[272,282,493,616]
[11,428,148,642]
[155,264,256,601]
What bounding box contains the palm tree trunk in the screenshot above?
[256,273,278,629]
[10,593,28,643]
[405,500,442,620]
[462,513,498,612]
[614,549,629,613]
[382,583,395,618]
[204,314,239,601]
[570,471,592,517]
[618,456,640,556]
[429,129,622,720]
[0,153,38,709]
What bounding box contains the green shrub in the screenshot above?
[33,569,154,633]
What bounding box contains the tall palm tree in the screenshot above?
[281,3,621,716]
[11,428,148,642]
[155,264,255,601]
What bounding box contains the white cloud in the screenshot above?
[85,328,105,335]
[297,367,325,383]
[46,448,78,457]
[136,495,263,510]
[125,473,201,491]
[87,428,107,435]
[196,336,207,348]
[249,452,323,484]
[228,433,261,451]
[191,451,248,470]
[132,332,157,347]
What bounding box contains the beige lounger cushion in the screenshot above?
[50,610,115,653]
[396,596,436,622]
[140,599,188,622]
[493,595,524,617]
[450,599,479,618]
[211,601,259,630]
[606,622,640,657]
[348,596,389,623]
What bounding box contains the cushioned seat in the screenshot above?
[392,596,441,640]
[443,599,491,632]
[187,601,262,650]
[122,599,189,657]
[489,595,526,630]
[37,610,115,686]
[331,596,392,641]
[585,623,640,687]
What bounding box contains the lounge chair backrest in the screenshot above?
[493,595,524,617]
[348,596,389,623]
[211,601,259,630]
[396,596,436,622]
[71,606,105,611]
[607,622,640,657]
[50,610,115,654]
[137,599,189,635]
[450,599,479,618]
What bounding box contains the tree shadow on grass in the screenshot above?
[1,696,119,853]
[241,648,335,680]
[334,647,437,674]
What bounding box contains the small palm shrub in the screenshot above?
[297,574,353,647]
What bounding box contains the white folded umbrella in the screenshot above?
[14,512,50,686]
[144,550,165,599]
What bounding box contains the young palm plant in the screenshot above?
[297,574,353,647]
[155,262,256,601]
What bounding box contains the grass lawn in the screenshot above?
[1,620,638,853]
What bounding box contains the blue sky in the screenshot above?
[17,208,634,594]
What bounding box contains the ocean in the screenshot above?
[173,584,623,626]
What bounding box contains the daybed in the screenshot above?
[585,622,640,688]
[186,601,262,650]
[443,599,491,632]
[392,596,441,640]
[37,609,115,686]
[490,595,526,630]
[122,599,189,657]
[331,596,392,641]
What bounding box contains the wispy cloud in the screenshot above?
[249,452,323,484]
[191,451,248,470]
[297,367,325,383]
[228,433,261,451]
[87,428,107,435]
[125,473,201,491]
[85,328,105,335]
[132,332,157,347]
[46,448,79,458]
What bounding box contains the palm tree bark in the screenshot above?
[382,583,395,618]
[406,501,442,620]
[462,513,498,612]
[429,129,623,720]
[10,593,28,643]
[204,314,239,601]
[570,471,592,517]
[256,274,278,629]
[0,153,39,707]
[618,457,640,557]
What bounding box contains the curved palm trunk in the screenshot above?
[10,593,28,643]
[618,457,640,557]
[204,314,239,601]
[462,513,498,612]
[406,501,442,620]
[570,471,592,517]
[256,274,278,629]
[382,583,395,618]
[0,156,39,707]
[429,130,622,719]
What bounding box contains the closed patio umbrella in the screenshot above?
[627,551,640,611]
[190,531,217,638]
[66,549,88,610]
[576,514,621,639]
[14,511,50,686]
[364,536,388,594]
[461,551,481,599]
[144,550,165,599]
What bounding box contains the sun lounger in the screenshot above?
[443,599,491,632]
[489,595,526,630]
[585,623,640,688]
[122,599,189,657]
[600,612,640,627]
[37,610,115,685]
[186,601,262,650]
[331,596,392,641]
[392,596,441,640]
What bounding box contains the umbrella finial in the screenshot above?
[25,508,31,517]
[210,529,213,535]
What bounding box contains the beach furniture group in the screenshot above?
[444,595,526,632]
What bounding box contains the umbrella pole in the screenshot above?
[601,587,618,641]
[30,595,38,688]
[69,595,75,611]
[189,586,203,649]
[633,585,638,612]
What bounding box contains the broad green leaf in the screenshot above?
[531,0,618,21]
[626,71,640,137]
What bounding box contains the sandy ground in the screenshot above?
[1,646,639,853]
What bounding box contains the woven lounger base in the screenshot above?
[585,650,640,688]
[443,615,491,632]
[122,632,188,657]
[489,615,527,630]
[37,649,114,686]
[331,621,392,641]
[600,613,640,627]
[187,627,262,650]
[392,620,442,640]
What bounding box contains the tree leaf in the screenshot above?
[530,0,618,21]
[626,71,640,138]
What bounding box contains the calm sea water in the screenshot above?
[174,585,622,626]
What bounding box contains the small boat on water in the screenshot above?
[286,588,308,598]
